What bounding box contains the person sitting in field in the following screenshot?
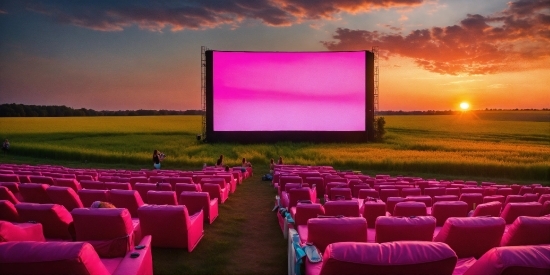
[278,156,284,165]
[216,154,224,167]
[242,157,252,167]
[2,139,9,153]
[91,201,116,208]
[225,165,230,172]
[153,149,165,170]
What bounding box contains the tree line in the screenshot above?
[0,104,205,117]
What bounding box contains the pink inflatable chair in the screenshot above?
[138,204,204,251]
[0,200,19,222]
[18,184,52,204]
[500,202,543,224]
[375,216,436,243]
[46,186,84,212]
[147,190,178,205]
[500,216,550,246]
[463,245,550,275]
[0,221,45,242]
[15,203,74,240]
[77,189,110,207]
[179,191,218,224]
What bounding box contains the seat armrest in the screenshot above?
[209,198,218,206]
[188,210,204,225]
[113,235,153,275]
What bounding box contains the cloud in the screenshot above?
[322,0,550,75]
[19,0,424,32]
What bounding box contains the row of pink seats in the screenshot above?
[289,215,550,275]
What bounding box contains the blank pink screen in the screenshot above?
[213,51,366,131]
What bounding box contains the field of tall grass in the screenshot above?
[1,111,549,182]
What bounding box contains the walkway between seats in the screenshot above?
[153,170,287,274]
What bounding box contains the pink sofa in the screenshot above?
[138,205,204,251]
[0,236,153,275]
[306,241,457,275]
[0,221,45,242]
[72,208,136,258]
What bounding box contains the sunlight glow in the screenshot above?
[460,102,470,110]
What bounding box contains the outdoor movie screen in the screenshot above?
[212,51,366,131]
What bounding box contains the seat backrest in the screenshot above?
[433,195,458,203]
[362,199,386,229]
[459,193,483,211]
[0,200,19,222]
[0,221,45,242]
[18,184,52,204]
[405,195,432,207]
[500,202,543,224]
[294,203,325,227]
[431,201,469,226]
[109,189,144,218]
[379,189,400,202]
[463,245,550,275]
[324,200,360,217]
[279,176,303,194]
[166,177,193,190]
[504,195,526,205]
[0,174,20,183]
[77,189,110,207]
[542,201,550,216]
[329,188,352,201]
[317,241,457,275]
[80,180,105,190]
[178,191,210,215]
[147,190,178,205]
[28,176,55,185]
[134,183,164,203]
[500,216,550,246]
[358,189,379,199]
[46,186,84,212]
[433,217,506,258]
[0,241,110,275]
[175,183,201,197]
[375,216,436,243]
[482,195,505,204]
[401,188,421,197]
[393,201,427,217]
[105,182,132,190]
[138,204,194,248]
[385,197,406,214]
[53,178,81,191]
[289,188,315,208]
[307,217,367,253]
[472,201,502,217]
[0,186,19,204]
[71,208,134,258]
[424,187,446,198]
[15,203,74,240]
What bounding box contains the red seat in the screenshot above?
[375,216,435,243]
[19,184,52,204]
[138,204,204,251]
[305,241,457,275]
[46,186,84,212]
[105,182,132,190]
[15,203,74,240]
[500,216,550,246]
[0,200,19,222]
[463,245,550,275]
[379,189,399,202]
[482,195,505,204]
[175,183,201,197]
[500,202,543,224]
[288,187,316,208]
[202,183,228,204]
[179,191,218,224]
[324,200,360,217]
[357,189,379,199]
[433,195,458,203]
[80,180,105,190]
[134,183,170,203]
[385,197,405,214]
[147,190,178,205]
[405,195,432,207]
[361,199,386,229]
[293,203,325,227]
[0,186,19,204]
[77,189,110,208]
[305,217,367,253]
[393,201,427,217]
[53,178,81,191]
[71,208,136,258]
[471,201,502,217]
[459,193,483,211]
[424,187,445,198]
[445,188,461,196]
[401,188,421,197]
[109,190,145,218]
[431,201,469,226]
[166,177,194,190]
[504,194,526,205]
[0,221,45,242]
[28,176,55,185]
[433,217,505,258]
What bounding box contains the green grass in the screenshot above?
[1,111,549,182]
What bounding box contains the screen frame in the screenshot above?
[206,50,374,143]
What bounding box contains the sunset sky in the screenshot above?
[0,0,549,111]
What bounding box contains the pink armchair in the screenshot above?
[500,216,550,246]
[500,202,543,224]
[0,200,19,222]
[463,245,550,275]
[46,186,84,212]
[77,189,110,207]
[303,217,367,253]
[15,203,74,240]
[0,221,45,242]
[109,190,145,218]
[375,216,436,243]
[138,205,204,251]
[0,236,153,275]
[324,200,360,217]
[18,184,52,204]
[179,191,219,224]
[147,190,178,205]
[202,183,228,204]
[0,186,19,205]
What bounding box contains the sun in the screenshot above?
[460,102,470,110]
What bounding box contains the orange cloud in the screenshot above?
[22,0,425,31]
[322,0,550,75]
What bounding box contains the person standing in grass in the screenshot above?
[1,139,9,153]
[216,154,224,167]
[153,150,163,170]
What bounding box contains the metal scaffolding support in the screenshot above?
[372,46,379,117]
[200,46,209,140]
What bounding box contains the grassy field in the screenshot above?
[0,111,549,182]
